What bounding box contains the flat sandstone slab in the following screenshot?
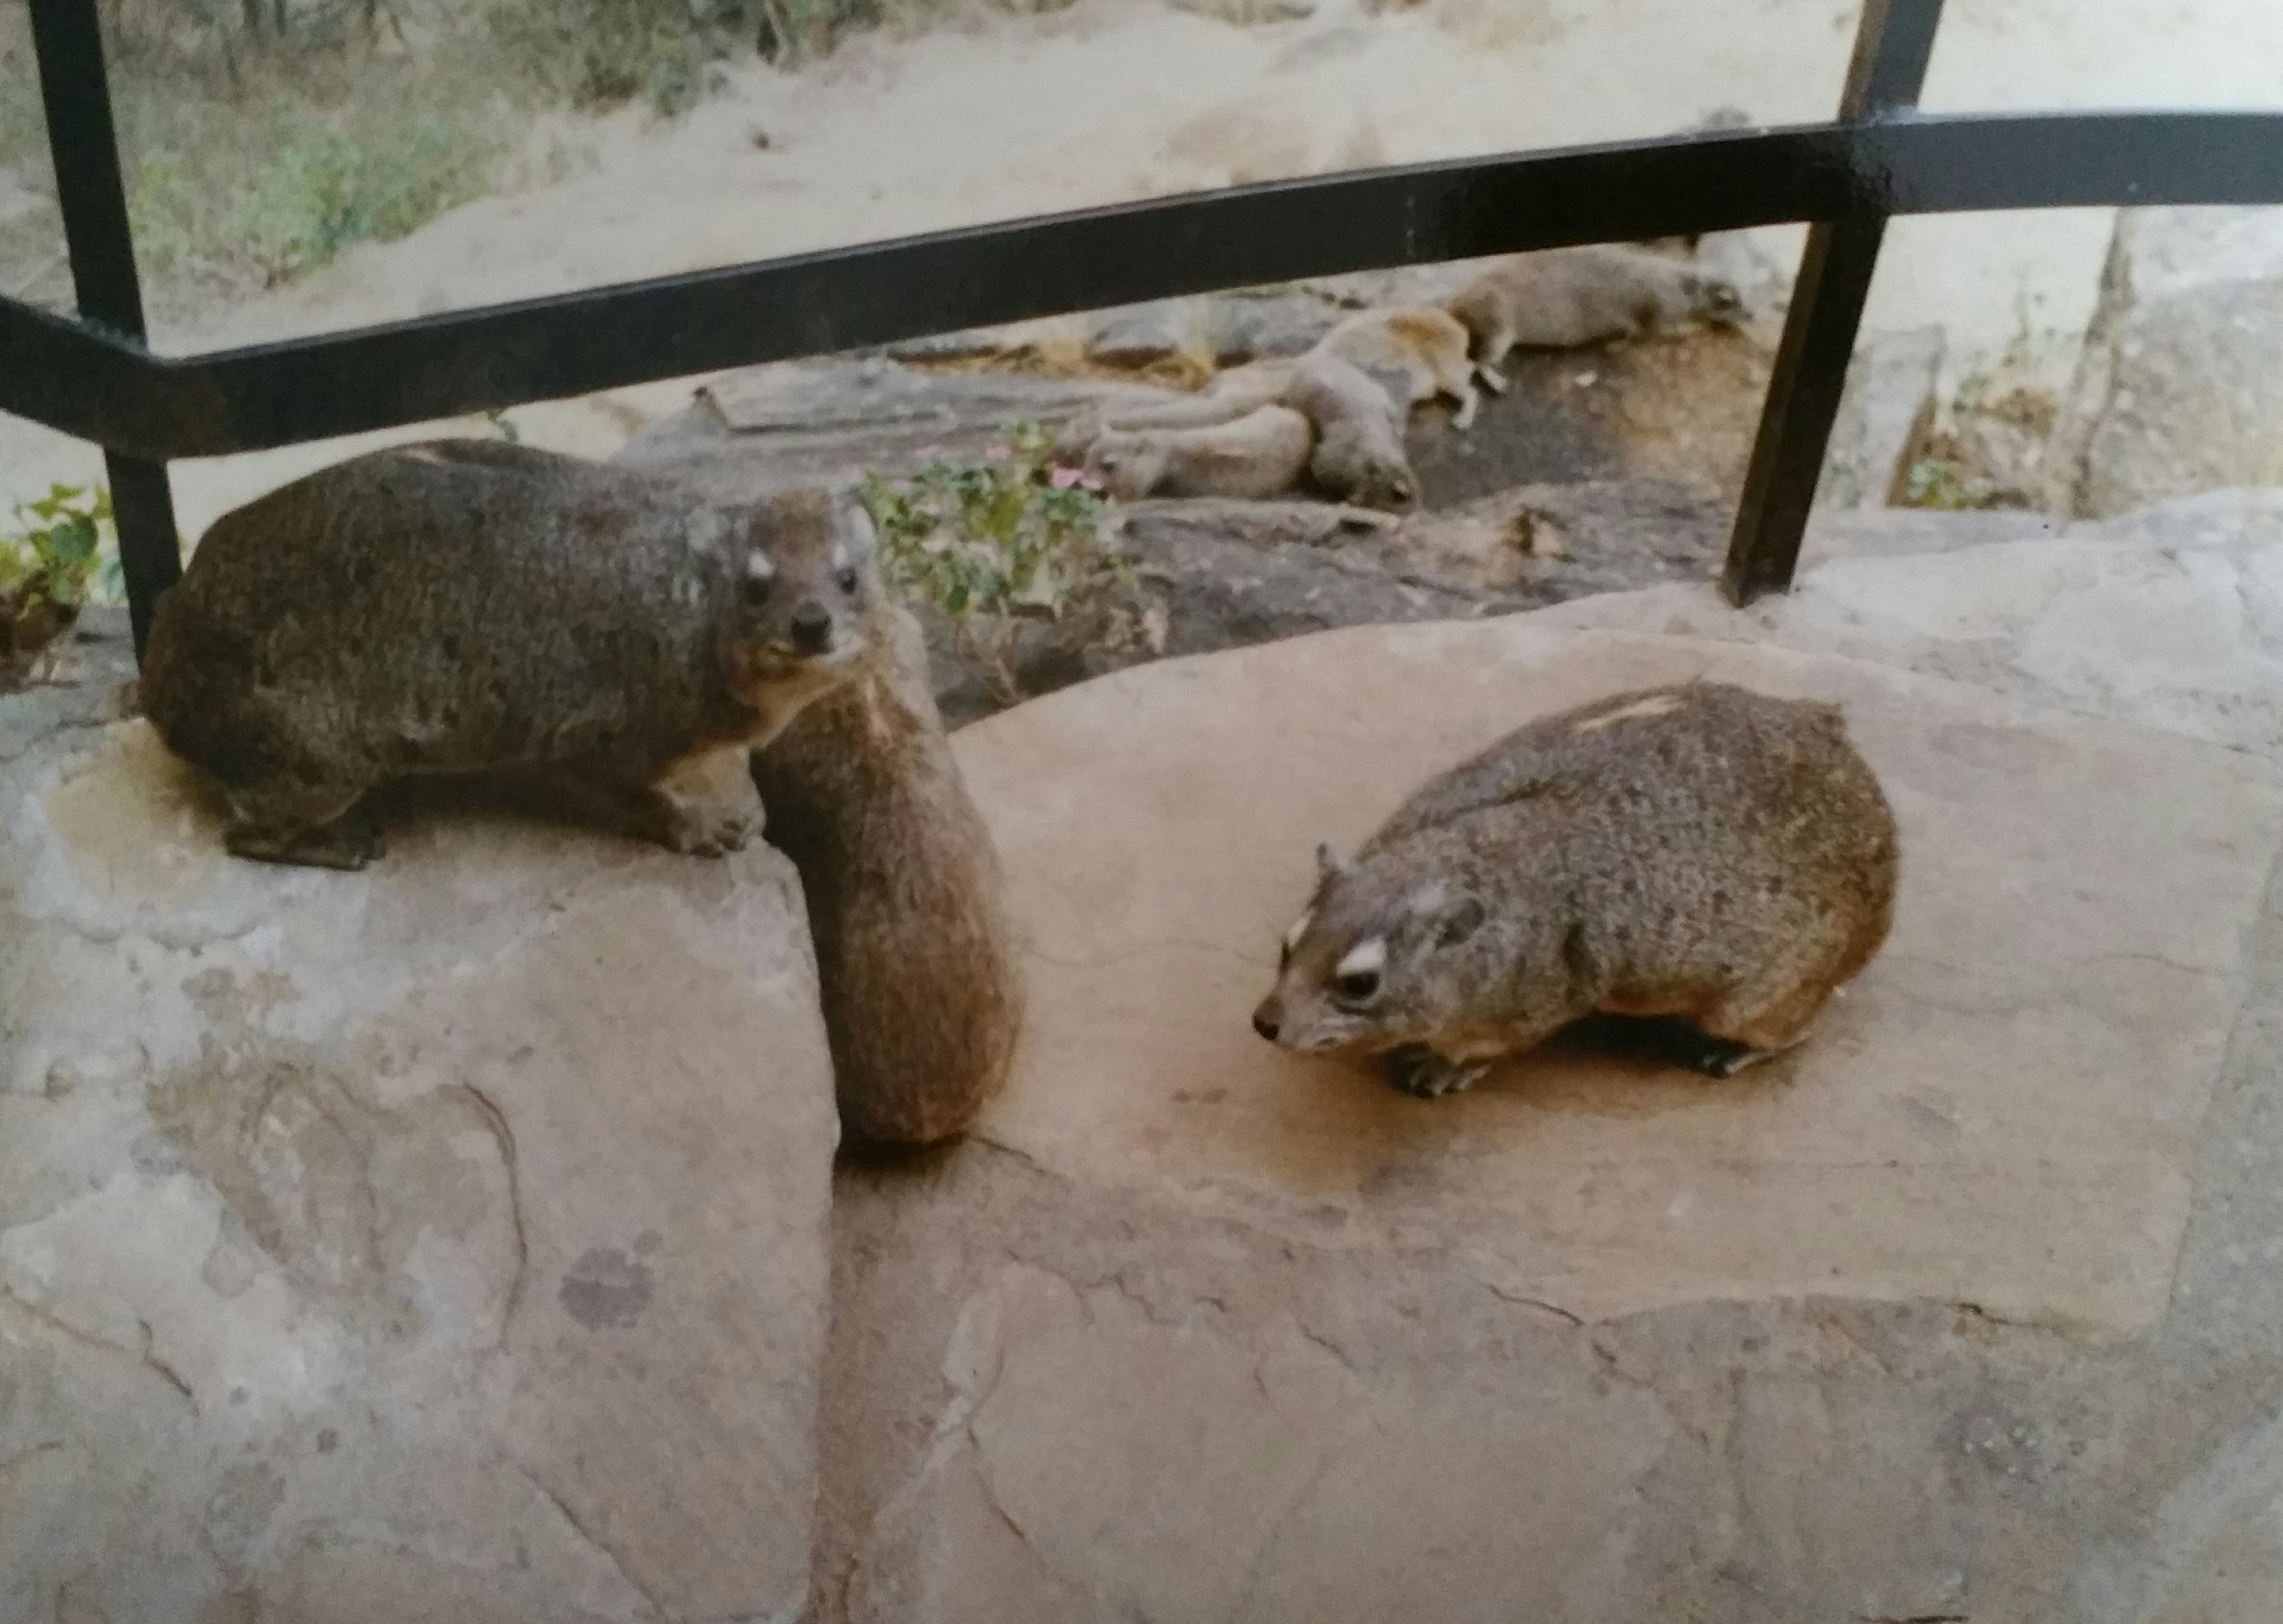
[0,723,838,1623]
[951,623,2283,1332]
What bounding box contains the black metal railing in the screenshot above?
[7,0,2283,656]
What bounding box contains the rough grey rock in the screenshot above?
[1818,325,1942,510]
[2054,207,2283,518]
[915,478,1727,726]
[813,596,2283,1623]
[0,713,841,1622]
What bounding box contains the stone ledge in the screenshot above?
[1,722,839,1623]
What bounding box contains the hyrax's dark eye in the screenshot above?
[741,572,774,605]
[1333,969,1382,1004]
[835,565,860,594]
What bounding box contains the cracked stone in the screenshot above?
[0,719,839,1621]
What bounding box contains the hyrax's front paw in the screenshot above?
[661,799,764,859]
[1385,1046,1488,1100]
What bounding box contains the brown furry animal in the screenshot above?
[1282,352,1419,511]
[1252,682,1897,1097]
[1448,245,1747,393]
[1084,402,1315,501]
[751,604,1020,1148]
[140,439,873,869]
[1312,305,1480,428]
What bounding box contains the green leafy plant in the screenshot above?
[2,485,122,680]
[860,423,1118,697]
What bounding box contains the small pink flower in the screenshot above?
[984,444,1013,462]
[1050,466,1084,489]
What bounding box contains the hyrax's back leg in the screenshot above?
[1435,346,1482,429]
[1468,315,1515,395]
[223,773,385,872]
[1691,969,1842,1077]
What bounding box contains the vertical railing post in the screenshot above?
[1720,0,1946,604]
[28,0,182,660]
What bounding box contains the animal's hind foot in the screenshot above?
[1679,1033,1770,1080]
[1385,1046,1488,1099]
[226,812,387,873]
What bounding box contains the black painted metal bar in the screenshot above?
[26,0,182,655]
[7,110,2281,466]
[1721,0,1946,606]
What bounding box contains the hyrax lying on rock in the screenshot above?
[1284,352,1419,511]
[1313,305,1480,428]
[1063,354,1418,510]
[1084,402,1314,502]
[1448,245,1747,393]
[1252,681,1897,1097]
[140,439,873,869]
[753,601,1020,1148]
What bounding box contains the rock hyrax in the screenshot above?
[1084,403,1314,502]
[1252,681,1897,1097]
[752,602,1020,1148]
[1448,246,1747,393]
[1311,306,1480,429]
[140,439,875,869]
[1282,352,1419,511]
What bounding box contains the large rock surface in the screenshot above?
[0,721,839,1623]
[812,509,2283,1622]
[2056,208,2283,518]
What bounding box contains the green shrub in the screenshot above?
[860,423,1121,694]
[2,484,121,681]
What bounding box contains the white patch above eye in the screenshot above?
[745,548,777,583]
[831,544,850,575]
[1282,911,1314,954]
[1334,938,1386,979]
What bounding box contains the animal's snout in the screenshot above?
[1251,1007,1281,1043]
[790,600,834,655]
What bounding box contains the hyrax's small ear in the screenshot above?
[1315,842,1352,883]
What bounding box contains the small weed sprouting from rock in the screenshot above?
[860,423,1123,700]
[3,485,122,685]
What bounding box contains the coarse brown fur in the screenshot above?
[140,438,874,869]
[1252,682,1898,1097]
[751,604,1020,1148]
[1084,403,1314,501]
[1312,305,1480,428]
[1448,246,1748,393]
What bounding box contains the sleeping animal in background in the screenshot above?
[1448,245,1748,394]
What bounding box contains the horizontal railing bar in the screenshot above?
[4,109,2281,461]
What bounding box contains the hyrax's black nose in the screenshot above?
[790,600,834,654]
[1252,1011,1280,1042]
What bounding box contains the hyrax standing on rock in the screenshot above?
[752,600,1021,1148]
[1448,245,1748,393]
[140,439,874,869]
[1252,682,1897,1097]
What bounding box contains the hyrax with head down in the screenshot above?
[1252,681,1897,1097]
[139,439,874,869]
